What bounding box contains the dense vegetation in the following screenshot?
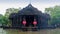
[45,6,60,25]
[0,8,20,26]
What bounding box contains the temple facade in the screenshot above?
[9,4,50,31]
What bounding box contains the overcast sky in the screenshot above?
[0,0,60,15]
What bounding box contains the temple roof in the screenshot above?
[18,4,42,15]
[9,4,50,20]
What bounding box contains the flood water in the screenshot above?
[0,28,60,34]
[0,28,6,34]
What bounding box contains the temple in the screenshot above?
[9,4,50,31]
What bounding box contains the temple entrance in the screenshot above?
[22,15,38,27]
[22,15,38,31]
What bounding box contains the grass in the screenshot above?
[3,28,60,34]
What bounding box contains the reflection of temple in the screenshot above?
[9,4,50,31]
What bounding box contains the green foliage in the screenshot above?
[0,14,9,25]
[5,8,20,17]
[4,8,21,26]
[0,8,21,26]
[45,5,60,24]
[0,14,3,24]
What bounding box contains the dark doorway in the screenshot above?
[25,15,34,27]
[22,15,38,31]
[22,15,38,27]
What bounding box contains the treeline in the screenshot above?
[0,8,20,26]
[45,6,60,27]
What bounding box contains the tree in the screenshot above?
[0,14,3,24]
[5,8,20,17]
[0,14,9,26]
[45,6,60,24]
[4,8,21,26]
